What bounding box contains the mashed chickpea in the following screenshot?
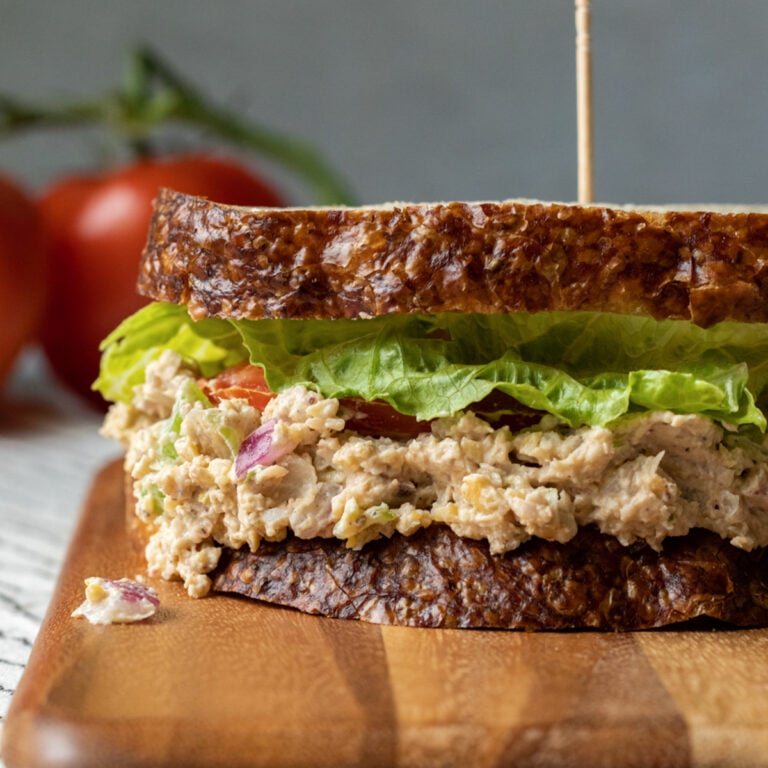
[103,351,768,597]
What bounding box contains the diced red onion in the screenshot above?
[235,419,292,479]
[106,578,160,607]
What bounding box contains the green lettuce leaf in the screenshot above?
[94,302,247,403]
[95,301,768,430]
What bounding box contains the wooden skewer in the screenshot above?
[575,0,594,204]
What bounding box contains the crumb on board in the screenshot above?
[71,577,159,625]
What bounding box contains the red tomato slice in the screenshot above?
[203,363,431,438]
[200,361,275,411]
[340,398,432,438]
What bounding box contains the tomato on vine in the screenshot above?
[0,47,355,406]
[38,154,285,405]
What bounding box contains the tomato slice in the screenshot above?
[200,362,275,411]
[203,363,544,438]
[202,363,431,438]
[340,398,432,438]
[471,390,542,432]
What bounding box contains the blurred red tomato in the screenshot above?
[0,174,48,390]
[38,153,285,407]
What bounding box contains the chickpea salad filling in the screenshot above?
[103,349,768,598]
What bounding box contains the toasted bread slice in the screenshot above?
[139,190,768,327]
[211,522,768,630]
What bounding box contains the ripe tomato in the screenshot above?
[38,154,285,407]
[204,363,432,438]
[0,174,48,390]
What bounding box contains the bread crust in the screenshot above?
[138,189,768,327]
[211,525,768,630]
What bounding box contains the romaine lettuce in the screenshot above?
[95,301,768,430]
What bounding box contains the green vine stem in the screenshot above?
[0,46,356,206]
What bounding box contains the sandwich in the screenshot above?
[95,188,768,630]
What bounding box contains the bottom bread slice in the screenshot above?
[210,525,768,630]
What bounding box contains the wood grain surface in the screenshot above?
[3,459,768,768]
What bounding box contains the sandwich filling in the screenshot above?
[98,303,768,597]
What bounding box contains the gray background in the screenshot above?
[2,0,768,207]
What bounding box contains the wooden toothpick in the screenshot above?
[575,0,594,204]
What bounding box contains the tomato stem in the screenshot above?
[0,94,104,130]
[0,47,356,206]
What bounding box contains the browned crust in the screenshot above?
[138,190,768,327]
[210,525,768,631]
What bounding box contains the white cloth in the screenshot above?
[0,348,121,758]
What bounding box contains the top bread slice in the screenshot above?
[138,189,768,327]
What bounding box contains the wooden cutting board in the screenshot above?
[4,459,768,768]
